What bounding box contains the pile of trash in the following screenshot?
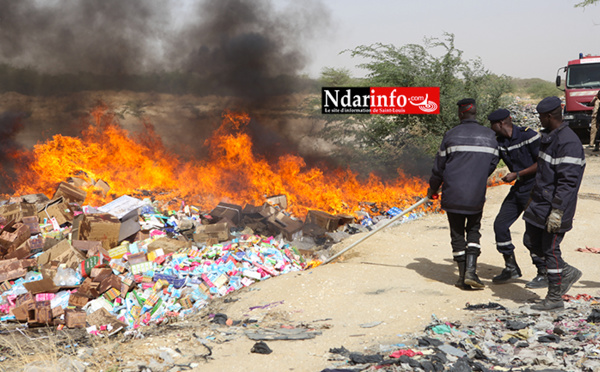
[322,298,600,371]
[505,96,542,129]
[0,180,423,334]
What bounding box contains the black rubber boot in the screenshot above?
[492,254,522,283]
[455,261,473,290]
[464,254,484,289]
[531,283,564,311]
[559,263,582,296]
[525,267,548,289]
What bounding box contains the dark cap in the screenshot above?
[487,109,510,122]
[536,96,562,114]
[457,98,476,106]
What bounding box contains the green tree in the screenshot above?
[575,0,599,7]
[312,33,511,176]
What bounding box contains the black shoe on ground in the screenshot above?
[525,273,548,289]
[492,254,522,284]
[531,284,564,311]
[559,264,582,296]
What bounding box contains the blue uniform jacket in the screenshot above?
[523,122,586,232]
[429,119,499,214]
[497,125,540,192]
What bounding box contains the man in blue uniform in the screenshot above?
[428,98,499,290]
[524,96,585,311]
[488,109,547,288]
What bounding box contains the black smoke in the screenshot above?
[0,112,26,192]
[0,0,338,196]
[0,0,329,102]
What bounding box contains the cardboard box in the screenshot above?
[67,177,91,189]
[4,242,32,260]
[97,196,143,241]
[68,293,90,308]
[78,213,121,250]
[193,222,230,243]
[20,193,51,206]
[305,210,344,232]
[147,237,190,254]
[87,307,127,331]
[37,197,74,226]
[0,221,31,256]
[28,236,45,255]
[98,274,121,294]
[37,239,85,270]
[126,252,147,265]
[266,194,288,209]
[0,258,31,282]
[27,301,52,324]
[94,179,111,197]
[23,277,60,294]
[64,309,87,328]
[11,303,29,322]
[72,240,103,256]
[98,195,144,221]
[77,278,100,298]
[267,212,303,241]
[0,202,37,223]
[209,202,243,226]
[22,216,41,234]
[52,182,87,206]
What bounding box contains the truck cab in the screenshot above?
[556,53,600,142]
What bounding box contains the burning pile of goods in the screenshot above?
[0,106,430,334]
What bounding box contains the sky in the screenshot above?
[303,0,600,81]
[0,0,597,84]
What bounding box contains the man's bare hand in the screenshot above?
[502,172,518,183]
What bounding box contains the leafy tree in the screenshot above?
[319,67,356,87]
[311,33,511,177]
[575,0,599,7]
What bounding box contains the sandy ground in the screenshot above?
[78,148,600,372]
[2,91,599,370]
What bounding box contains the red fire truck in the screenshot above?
[556,53,600,141]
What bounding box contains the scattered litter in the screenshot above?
[250,341,272,355]
[464,302,507,311]
[245,327,322,340]
[359,321,382,328]
[576,246,600,254]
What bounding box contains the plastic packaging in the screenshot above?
[53,267,83,286]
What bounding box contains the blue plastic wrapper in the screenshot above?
[387,207,403,216]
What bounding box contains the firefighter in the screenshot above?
[428,98,499,290]
[524,96,585,311]
[591,90,600,151]
[487,109,547,288]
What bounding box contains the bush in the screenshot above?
[311,33,512,177]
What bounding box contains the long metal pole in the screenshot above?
[323,197,430,265]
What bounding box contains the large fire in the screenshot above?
[3,104,429,217]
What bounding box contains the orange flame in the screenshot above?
[5,104,431,217]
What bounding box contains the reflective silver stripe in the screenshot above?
[497,241,512,247]
[539,151,586,166]
[498,133,540,152]
[467,243,481,249]
[547,268,563,274]
[439,145,499,157]
[453,251,466,256]
[530,253,540,258]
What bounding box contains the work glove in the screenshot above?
[426,188,439,200]
[546,208,564,233]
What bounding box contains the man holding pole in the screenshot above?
[427,98,499,290]
[524,96,585,311]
